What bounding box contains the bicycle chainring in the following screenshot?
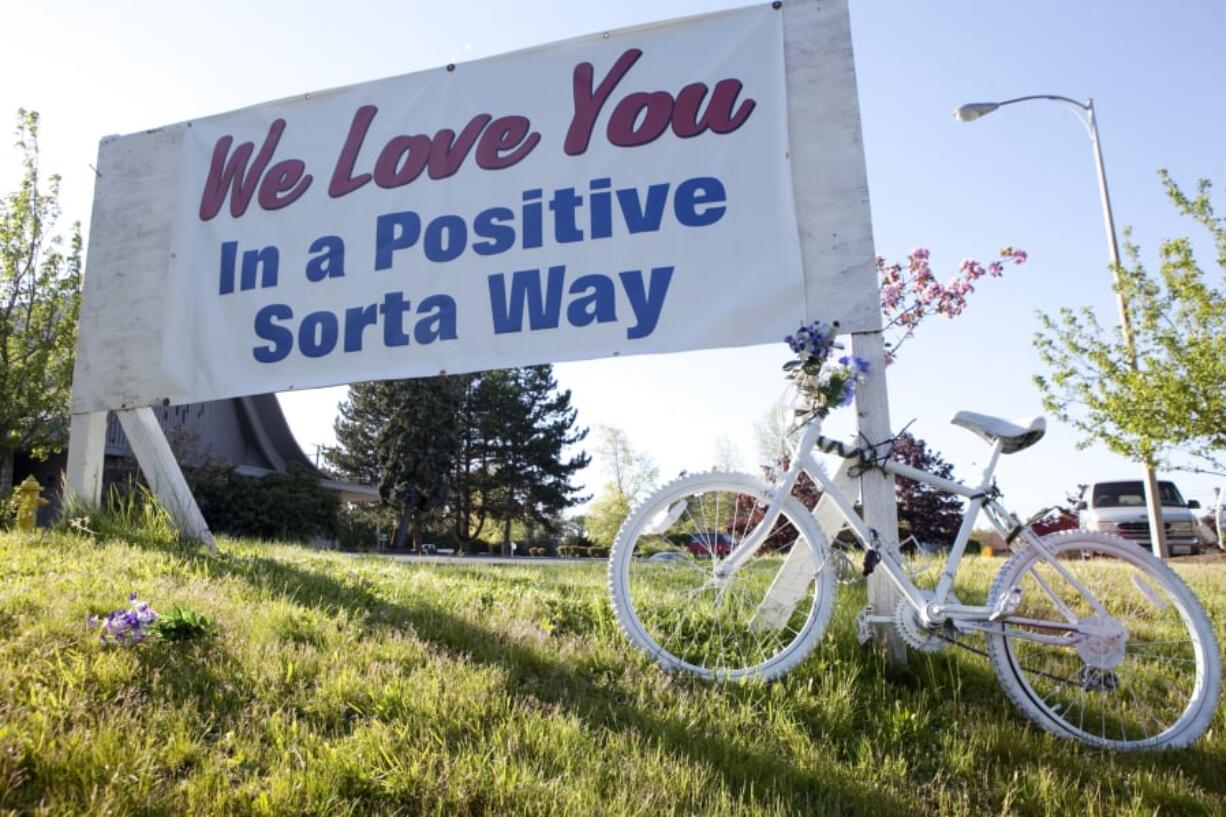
[894,593,960,653]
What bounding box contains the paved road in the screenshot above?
[352,552,596,567]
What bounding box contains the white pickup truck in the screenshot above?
[1077,480,1204,556]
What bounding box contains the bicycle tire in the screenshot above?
[608,471,836,681]
[986,530,1221,750]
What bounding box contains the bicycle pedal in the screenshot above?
[989,586,1023,622]
[855,606,876,644]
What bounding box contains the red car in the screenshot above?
[687,532,732,557]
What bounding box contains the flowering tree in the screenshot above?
[879,247,1027,363]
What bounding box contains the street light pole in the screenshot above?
[955,95,1170,559]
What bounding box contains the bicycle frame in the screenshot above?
[714,416,1110,629]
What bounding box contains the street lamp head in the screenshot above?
[954,102,1000,122]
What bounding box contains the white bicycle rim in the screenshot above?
[608,471,836,682]
[986,530,1221,750]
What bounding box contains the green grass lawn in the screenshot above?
[0,529,1223,816]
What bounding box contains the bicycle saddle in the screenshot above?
[950,411,1046,454]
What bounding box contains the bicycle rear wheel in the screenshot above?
[608,471,836,682]
[986,530,1221,750]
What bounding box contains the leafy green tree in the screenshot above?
[586,489,631,548]
[1034,172,1226,475]
[593,425,658,502]
[0,110,81,495]
[585,426,657,548]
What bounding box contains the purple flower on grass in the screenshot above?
[91,594,158,645]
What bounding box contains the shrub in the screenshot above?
[187,462,339,543]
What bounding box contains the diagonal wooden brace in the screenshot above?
[115,408,216,553]
[751,458,857,631]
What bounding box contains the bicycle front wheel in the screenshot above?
[986,530,1221,750]
[608,471,836,682]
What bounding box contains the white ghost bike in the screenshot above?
[608,410,1221,750]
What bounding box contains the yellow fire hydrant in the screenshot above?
[15,476,49,531]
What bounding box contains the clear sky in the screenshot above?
[3,1,1225,517]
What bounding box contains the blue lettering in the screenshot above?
[241,246,279,291]
[423,215,467,263]
[488,266,565,333]
[218,241,239,295]
[674,177,726,227]
[299,311,338,358]
[567,274,617,327]
[343,304,378,352]
[306,235,346,281]
[589,178,613,239]
[379,291,412,347]
[375,211,421,270]
[620,266,674,339]
[253,303,294,363]
[415,294,458,344]
[549,187,584,243]
[617,183,670,233]
[521,189,543,249]
[473,207,516,255]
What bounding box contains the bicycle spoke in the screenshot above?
[616,475,831,680]
[986,532,1216,749]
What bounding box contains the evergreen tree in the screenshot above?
[328,377,466,549]
[328,381,391,485]
[378,376,466,549]
[329,366,587,554]
[487,366,589,555]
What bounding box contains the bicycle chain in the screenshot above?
[935,630,1086,689]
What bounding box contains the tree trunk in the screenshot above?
[393,487,417,550]
[502,516,513,556]
[0,449,13,498]
[411,514,423,551]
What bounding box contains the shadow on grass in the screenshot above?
[155,544,911,815]
[169,541,1226,809]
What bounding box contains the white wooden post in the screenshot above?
[65,411,108,504]
[851,331,906,663]
[116,408,216,553]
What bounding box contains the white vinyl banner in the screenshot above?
[72,1,878,412]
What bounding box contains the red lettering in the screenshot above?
[475,115,540,169]
[564,49,642,156]
[672,79,755,137]
[374,134,431,188]
[199,119,290,221]
[257,160,311,211]
[607,91,674,147]
[427,114,492,180]
[329,105,378,197]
